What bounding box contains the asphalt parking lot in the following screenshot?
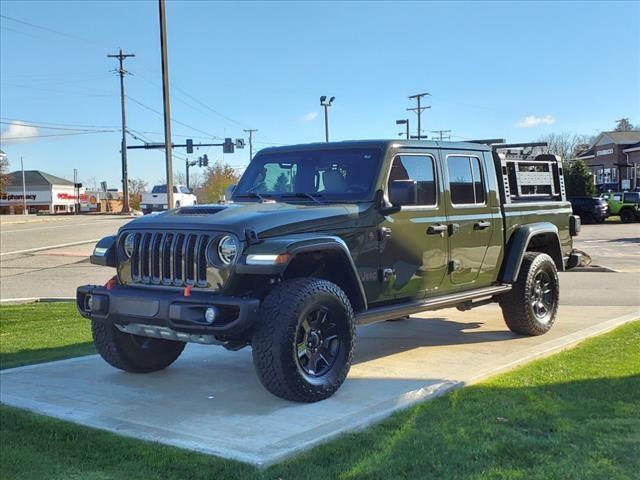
[0,214,638,466]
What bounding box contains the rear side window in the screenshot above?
[447,155,485,205]
[388,155,437,206]
[623,192,639,203]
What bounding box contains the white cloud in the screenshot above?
[515,115,556,128]
[302,112,318,123]
[0,121,39,144]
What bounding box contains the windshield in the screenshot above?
[233,147,383,202]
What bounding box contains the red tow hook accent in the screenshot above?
[105,276,117,291]
[183,285,192,297]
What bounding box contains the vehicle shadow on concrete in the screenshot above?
[354,317,514,365]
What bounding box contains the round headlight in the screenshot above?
[123,233,135,258]
[217,235,239,265]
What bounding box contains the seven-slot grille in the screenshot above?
[127,231,210,287]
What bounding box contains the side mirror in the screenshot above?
[224,184,236,202]
[389,180,417,206]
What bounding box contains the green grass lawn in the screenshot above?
[1,303,639,479]
[0,302,94,369]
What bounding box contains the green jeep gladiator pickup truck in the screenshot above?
[78,140,581,402]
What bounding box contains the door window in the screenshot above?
[447,155,485,205]
[388,155,437,206]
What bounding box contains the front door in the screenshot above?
[443,152,496,286]
[379,151,448,300]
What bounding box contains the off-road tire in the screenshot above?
[251,278,356,402]
[620,208,635,224]
[499,252,559,336]
[92,321,186,373]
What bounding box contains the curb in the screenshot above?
[0,297,75,305]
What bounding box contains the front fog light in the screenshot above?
[204,307,218,324]
[84,294,93,312]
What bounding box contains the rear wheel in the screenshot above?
[499,252,559,336]
[252,278,356,402]
[92,321,186,373]
[620,208,635,223]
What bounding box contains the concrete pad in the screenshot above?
[1,304,638,467]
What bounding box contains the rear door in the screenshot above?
[379,150,448,300]
[443,151,500,286]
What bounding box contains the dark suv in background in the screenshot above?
[568,196,609,223]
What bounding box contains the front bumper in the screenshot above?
[76,284,259,337]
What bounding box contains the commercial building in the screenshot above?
[575,131,640,192]
[0,170,83,215]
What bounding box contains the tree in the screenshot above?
[564,159,596,197]
[614,118,637,132]
[199,161,240,203]
[536,132,593,161]
[274,172,291,193]
[0,153,9,195]
[127,177,148,211]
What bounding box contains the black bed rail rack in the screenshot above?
[476,140,567,204]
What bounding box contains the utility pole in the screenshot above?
[158,0,174,209]
[244,128,258,161]
[320,96,335,142]
[20,157,27,215]
[73,168,78,214]
[107,48,135,213]
[407,92,431,140]
[430,129,451,141]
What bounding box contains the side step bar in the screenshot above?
[355,284,512,326]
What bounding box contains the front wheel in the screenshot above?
[251,278,356,402]
[92,321,186,373]
[499,252,559,336]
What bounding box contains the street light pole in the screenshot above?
[396,119,410,140]
[158,0,174,210]
[320,96,335,142]
[20,157,27,215]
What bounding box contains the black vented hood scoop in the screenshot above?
[176,205,227,215]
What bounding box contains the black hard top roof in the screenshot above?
[257,139,491,155]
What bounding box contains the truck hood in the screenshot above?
[120,201,371,238]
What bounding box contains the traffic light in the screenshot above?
[223,138,235,154]
[198,154,209,168]
[186,138,194,154]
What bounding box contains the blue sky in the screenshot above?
[1,0,639,188]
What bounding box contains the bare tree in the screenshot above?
[536,132,593,162]
[0,153,9,195]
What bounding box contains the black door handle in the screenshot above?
[427,224,448,235]
[474,220,491,230]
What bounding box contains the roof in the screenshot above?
[257,139,491,155]
[5,170,73,187]
[604,131,640,145]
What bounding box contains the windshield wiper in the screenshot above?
[234,192,270,202]
[281,192,323,205]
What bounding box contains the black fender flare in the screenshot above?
[90,235,118,267]
[237,234,367,311]
[500,223,563,283]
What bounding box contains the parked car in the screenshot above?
[78,140,580,402]
[139,184,196,214]
[605,191,640,223]
[568,196,609,223]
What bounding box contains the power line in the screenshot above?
[0,120,116,132]
[126,94,223,140]
[0,130,119,140]
[0,117,120,129]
